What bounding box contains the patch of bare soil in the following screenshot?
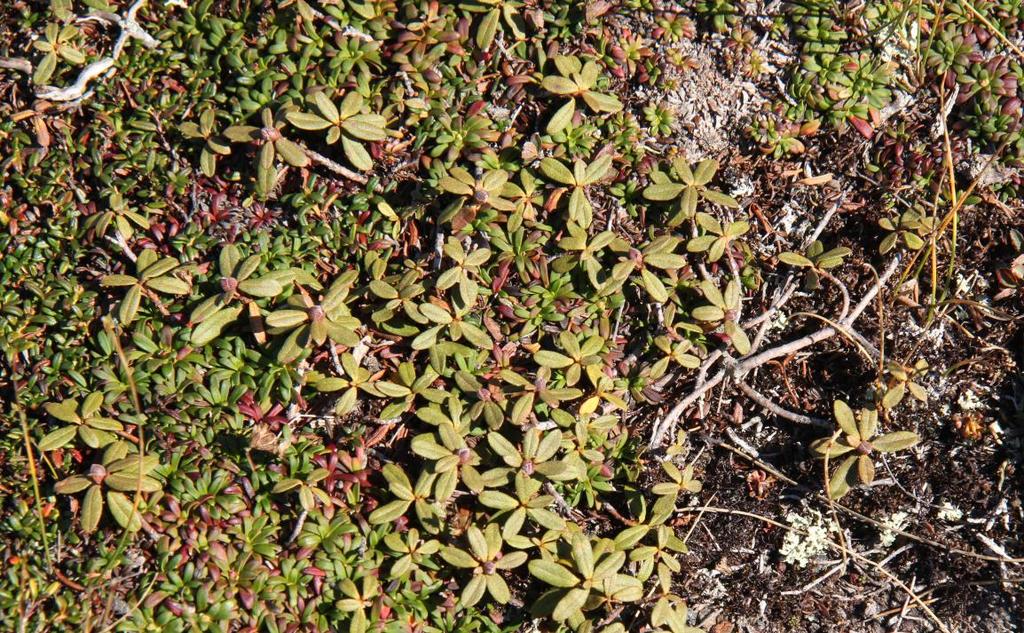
[661,37,768,161]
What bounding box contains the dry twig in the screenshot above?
[650,257,901,447]
[36,0,159,103]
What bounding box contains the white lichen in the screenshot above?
[780,510,834,568]
[878,511,910,547]
[936,501,963,522]
[958,390,984,411]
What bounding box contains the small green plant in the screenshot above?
[643,159,738,227]
[224,108,311,196]
[811,400,921,499]
[528,531,643,622]
[749,115,820,158]
[54,441,162,533]
[879,208,935,253]
[265,272,361,363]
[180,108,235,177]
[101,249,190,324]
[438,167,515,232]
[440,523,528,607]
[84,190,150,241]
[38,392,123,451]
[879,359,929,409]
[691,279,750,354]
[643,102,676,136]
[286,91,388,171]
[541,55,623,134]
[687,212,749,263]
[778,240,852,290]
[189,244,300,346]
[538,154,614,228]
[31,22,85,85]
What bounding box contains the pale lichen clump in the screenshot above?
[878,511,910,548]
[779,510,834,568]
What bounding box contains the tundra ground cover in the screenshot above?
[1,1,1022,631]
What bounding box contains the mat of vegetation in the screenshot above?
[1,0,1023,631]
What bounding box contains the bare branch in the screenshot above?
[35,0,158,103]
[649,257,901,448]
[736,380,830,428]
[0,57,32,74]
[298,143,374,187]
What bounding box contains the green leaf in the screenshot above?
[641,268,669,303]
[342,115,387,141]
[105,473,162,493]
[418,302,452,324]
[779,252,813,267]
[871,431,920,453]
[33,51,57,85]
[724,320,751,355]
[486,573,511,604]
[342,136,373,171]
[571,533,594,578]
[286,111,332,130]
[200,149,217,177]
[410,325,441,350]
[411,434,451,460]
[440,546,478,568]
[580,90,622,113]
[147,275,190,295]
[54,475,91,494]
[275,138,310,167]
[539,158,576,185]
[272,478,303,493]
[339,91,364,118]
[101,274,138,287]
[528,560,579,588]
[496,550,527,570]
[119,284,142,324]
[553,587,588,621]
[224,125,258,142]
[833,400,859,437]
[106,491,142,532]
[266,309,308,329]
[691,306,724,322]
[614,525,650,549]
[692,159,718,185]
[828,455,858,499]
[238,277,284,298]
[479,490,518,511]
[541,76,579,96]
[644,183,685,201]
[38,425,78,451]
[311,91,340,122]
[415,407,451,426]
[882,383,905,409]
[534,350,574,369]
[643,253,686,270]
[546,98,576,135]
[476,8,500,49]
[568,187,591,227]
[702,190,739,208]
[45,400,80,424]
[368,280,398,299]
[582,153,613,185]
[460,575,487,608]
[190,305,242,346]
[857,454,875,484]
[81,485,103,532]
[369,499,411,525]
